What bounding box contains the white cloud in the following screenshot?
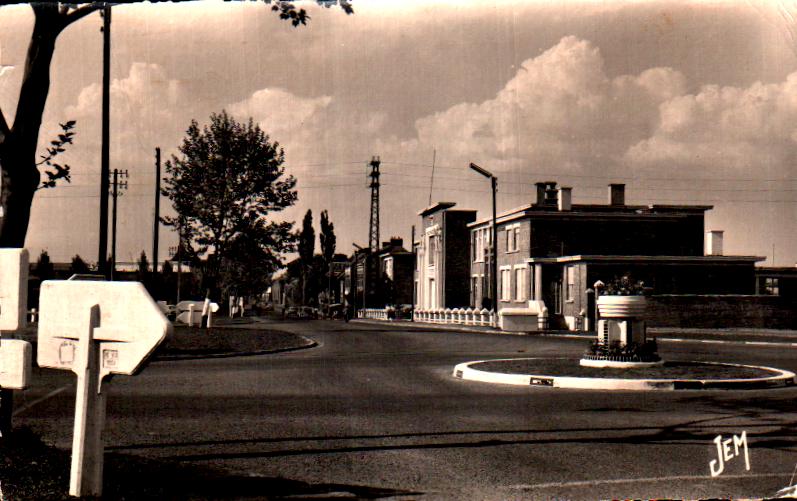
[626,75,797,173]
[228,88,332,136]
[407,36,688,175]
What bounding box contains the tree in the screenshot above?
[319,210,336,305]
[161,110,298,298]
[137,250,149,276]
[0,1,352,247]
[34,250,54,280]
[69,254,90,274]
[319,210,336,265]
[298,210,315,304]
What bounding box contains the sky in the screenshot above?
[2,0,797,266]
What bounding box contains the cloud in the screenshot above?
[228,88,332,136]
[407,36,688,175]
[626,75,797,173]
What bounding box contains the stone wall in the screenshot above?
[645,295,797,329]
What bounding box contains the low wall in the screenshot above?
[645,295,797,329]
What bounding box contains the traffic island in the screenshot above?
[453,357,796,390]
[154,325,316,360]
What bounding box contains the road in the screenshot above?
[15,319,797,500]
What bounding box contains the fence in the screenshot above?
[414,308,496,327]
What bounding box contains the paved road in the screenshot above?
[15,319,797,500]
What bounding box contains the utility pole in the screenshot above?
[152,147,161,277]
[110,169,128,281]
[98,5,111,278]
[368,156,381,252]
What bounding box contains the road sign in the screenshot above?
[0,249,28,330]
[38,280,171,381]
[37,280,171,497]
[0,339,31,390]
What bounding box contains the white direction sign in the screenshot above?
[0,339,32,390]
[38,280,171,380]
[36,280,171,497]
[0,249,28,331]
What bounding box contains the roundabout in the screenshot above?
[453,357,796,391]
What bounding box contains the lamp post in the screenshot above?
[593,280,604,336]
[469,163,497,317]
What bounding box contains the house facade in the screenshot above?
[469,182,763,330]
[414,202,476,310]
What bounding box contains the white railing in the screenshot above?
[358,308,388,320]
[413,307,495,327]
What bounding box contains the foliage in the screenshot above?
[600,274,647,296]
[161,111,297,298]
[137,250,150,276]
[584,339,659,361]
[319,209,336,265]
[69,254,90,274]
[36,120,76,190]
[35,250,54,280]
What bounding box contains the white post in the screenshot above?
[229,296,235,318]
[238,297,245,318]
[69,305,106,497]
[188,304,195,327]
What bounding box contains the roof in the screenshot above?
[468,203,713,228]
[418,202,457,217]
[525,255,765,264]
[755,266,797,277]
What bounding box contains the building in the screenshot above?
[378,237,414,306]
[414,202,476,310]
[468,182,764,330]
[756,266,797,299]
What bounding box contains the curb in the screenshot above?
[154,336,318,361]
[353,319,797,348]
[453,358,797,391]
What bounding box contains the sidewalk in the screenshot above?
[351,318,797,347]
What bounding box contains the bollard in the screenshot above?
[188,304,195,327]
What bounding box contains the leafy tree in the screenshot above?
[69,254,90,274]
[137,250,149,277]
[319,210,336,265]
[298,210,315,304]
[319,210,336,303]
[161,111,298,298]
[35,250,54,281]
[0,1,352,247]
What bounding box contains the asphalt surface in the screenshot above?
[13,319,797,500]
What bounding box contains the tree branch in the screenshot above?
[64,3,105,26]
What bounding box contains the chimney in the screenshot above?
[558,187,572,211]
[609,183,625,206]
[544,181,558,206]
[706,230,724,256]
[535,182,546,206]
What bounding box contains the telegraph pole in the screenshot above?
[110,169,128,281]
[98,5,112,278]
[152,147,161,276]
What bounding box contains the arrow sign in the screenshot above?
[37,280,171,497]
[38,280,171,379]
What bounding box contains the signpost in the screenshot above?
[0,249,31,440]
[38,280,171,497]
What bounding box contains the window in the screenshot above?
[471,276,479,306]
[384,257,394,280]
[514,266,525,302]
[473,228,490,262]
[428,235,437,267]
[500,267,512,301]
[765,277,780,296]
[505,224,520,253]
[566,266,575,301]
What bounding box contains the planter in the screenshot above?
[597,295,646,319]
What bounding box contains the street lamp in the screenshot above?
[469,163,497,316]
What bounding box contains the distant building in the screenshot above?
[414,202,476,310]
[378,238,414,306]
